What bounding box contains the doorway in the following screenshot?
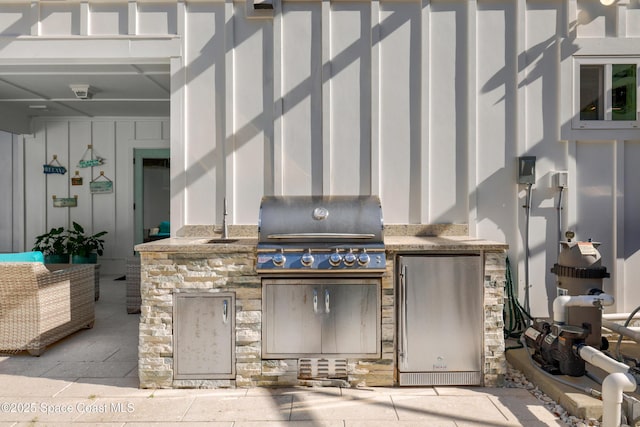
[134,148,170,245]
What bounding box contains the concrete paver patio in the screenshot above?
[0,275,564,426]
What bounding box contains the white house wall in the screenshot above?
[280,2,321,197]
[378,2,422,223]
[2,0,640,315]
[623,141,640,312]
[522,0,566,318]
[232,7,271,222]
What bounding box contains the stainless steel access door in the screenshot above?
[173,292,235,380]
[263,283,322,355]
[262,278,381,358]
[398,254,483,386]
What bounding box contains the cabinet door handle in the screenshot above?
[222,299,228,324]
[313,289,318,313]
[324,289,330,313]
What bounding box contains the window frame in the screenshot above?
[573,57,640,130]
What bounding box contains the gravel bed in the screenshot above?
[504,363,630,427]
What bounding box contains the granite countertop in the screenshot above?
[134,233,507,253]
[384,235,508,251]
[134,237,258,253]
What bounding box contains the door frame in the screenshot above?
[134,148,170,245]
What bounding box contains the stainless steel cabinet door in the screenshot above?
[263,279,381,358]
[174,292,235,379]
[321,284,379,355]
[263,284,322,355]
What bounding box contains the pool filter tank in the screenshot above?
[523,235,613,376]
[550,236,610,349]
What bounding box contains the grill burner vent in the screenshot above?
[299,358,348,379]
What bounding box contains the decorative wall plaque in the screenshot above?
[43,155,67,175]
[71,171,83,185]
[78,144,105,168]
[90,171,113,194]
[52,195,78,207]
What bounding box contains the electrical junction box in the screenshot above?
[517,156,536,184]
[553,171,568,188]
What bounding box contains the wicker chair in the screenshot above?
[0,262,95,356]
[126,257,141,314]
[46,263,101,301]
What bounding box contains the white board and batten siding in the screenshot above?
[23,119,169,274]
[0,131,23,253]
[1,0,640,315]
[222,0,471,225]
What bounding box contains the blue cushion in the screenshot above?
[0,251,45,263]
[155,221,170,237]
[158,221,170,234]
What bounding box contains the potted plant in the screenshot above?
[32,226,70,263]
[67,222,107,264]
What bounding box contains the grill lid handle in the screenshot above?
[266,232,375,240]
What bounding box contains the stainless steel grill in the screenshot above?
[256,195,386,275]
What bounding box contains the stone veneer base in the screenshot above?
[137,237,507,389]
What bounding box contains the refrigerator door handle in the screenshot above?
[399,263,408,366]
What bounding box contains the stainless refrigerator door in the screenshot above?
[398,255,482,379]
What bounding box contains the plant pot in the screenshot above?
[72,253,98,264]
[44,254,70,264]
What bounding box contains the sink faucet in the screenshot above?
[222,198,229,239]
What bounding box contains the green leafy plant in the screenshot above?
[32,226,69,256]
[67,222,107,257]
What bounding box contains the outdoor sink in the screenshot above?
[207,238,239,244]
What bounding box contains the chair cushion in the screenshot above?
[157,221,170,237]
[0,251,45,263]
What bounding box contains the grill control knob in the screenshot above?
[272,252,286,267]
[343,250,357,266]
[301,251,314,267]
[329,250,342,267]
[357,250,370,266]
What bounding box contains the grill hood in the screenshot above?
[258,195,384,247]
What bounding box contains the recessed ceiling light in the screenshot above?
[29,105,48,110]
